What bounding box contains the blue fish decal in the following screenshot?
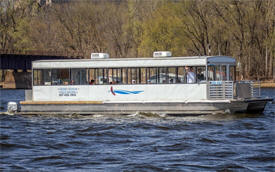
[110,86,143,96]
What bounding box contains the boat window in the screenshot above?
[168,67,176,84]
[138,68,141,84]
[147,68,157,84]
[196,67,206,82]
[103,68,109,84]
[33,66,213,86]
[52,69,70,85]
[109,68,113,84]
[71,69,88,85]
[122,68,128,84]
[80,69,88,85]
[71,69,80,85]
[186,66,196,83]
[111,68,122,84]
[158,67,168,84]
[140,68,147,84]
[214,65,227,81]
[221,66,227,81]
[119,68,123,84]
[89,69,96,84]
[100,68,105,84]
[207,66,215,81]
[33,69,42,85]
[126,68,131,84]
[96,68,108,85]
[131,68,138,84]
[207,65,228,81]
[116,68,122,84]
[177,67,186,83]
[41,69,51,85]
[215,66,221,81]
[33,69,38,85]
[145,68,150,84]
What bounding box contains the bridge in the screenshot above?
[0,50,82,88]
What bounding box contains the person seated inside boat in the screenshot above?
[169,78,174,83]
[197,68,205,82]
[102,78,108,84]
[109,79,116,84]
[186,67,196,83]
[89,79,95,85]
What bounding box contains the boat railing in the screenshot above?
[235,81,261,99]
[252,81,261,98]
[207,81,234,100]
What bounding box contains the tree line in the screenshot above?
[0,0,274,80]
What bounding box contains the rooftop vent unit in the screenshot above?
[91,53,109,59]
[153,51,172,58]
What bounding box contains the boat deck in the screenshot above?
[20,101,103,105]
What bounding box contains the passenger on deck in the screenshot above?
[169,78,174,83]
[216,71,221,81]
[208,68,214,81]
[89,79,95,85]
[197,68,205,81]
[186,67,195,83]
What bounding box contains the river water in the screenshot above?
[0,89,274,171]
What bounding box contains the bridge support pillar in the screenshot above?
[1,70,31,89]
[2,70,16,89]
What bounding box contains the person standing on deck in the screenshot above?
[186,67,196,83]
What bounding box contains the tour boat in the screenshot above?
[19,52,272,115]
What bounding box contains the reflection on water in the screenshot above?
[0,88,274,171]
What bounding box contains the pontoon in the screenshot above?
[19,52,272,115]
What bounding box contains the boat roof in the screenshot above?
[32,56,236,69]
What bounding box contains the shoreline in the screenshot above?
[260,82,275,88]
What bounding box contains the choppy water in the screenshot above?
[0,89,274,171]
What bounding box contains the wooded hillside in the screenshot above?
[1,0,274,80]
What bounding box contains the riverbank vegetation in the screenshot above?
[0,0,274,80]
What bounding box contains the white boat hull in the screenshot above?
[19,100,252,115]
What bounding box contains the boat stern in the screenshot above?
[244,98,273,113]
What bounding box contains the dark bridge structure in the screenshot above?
[0,51,82,88]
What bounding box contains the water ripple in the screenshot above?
[0,89,274,171]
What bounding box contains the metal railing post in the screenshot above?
[208,81,233,100]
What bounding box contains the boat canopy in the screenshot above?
[207,56,236,65]
[32,56,236,69]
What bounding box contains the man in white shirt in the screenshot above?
[186,67,196,83]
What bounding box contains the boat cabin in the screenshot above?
[30,54,255,103]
